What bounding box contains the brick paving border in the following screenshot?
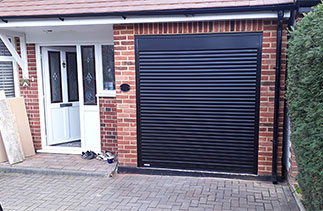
[0,153,116,177]
[0,166,108,177]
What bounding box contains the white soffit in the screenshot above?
[24,25,114,44]
[0,11,291,28]
[0,25,114,44]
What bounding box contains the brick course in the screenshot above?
[114,20,287,175]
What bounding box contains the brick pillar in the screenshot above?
[114,25,137,166]
[15,40,42,150]
[257,20,287,176]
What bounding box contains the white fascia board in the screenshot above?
[0,11,291,28]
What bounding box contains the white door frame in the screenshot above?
[76,44,101,152]
[42,47,81,146]
[36,42,109,154]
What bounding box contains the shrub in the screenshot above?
[286,3,323,211]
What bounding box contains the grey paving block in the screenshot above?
[0,172,300,211]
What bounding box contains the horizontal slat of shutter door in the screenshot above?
[0,62,15,97]
[136,33,262,174]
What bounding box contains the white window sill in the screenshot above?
[97,90,116,97]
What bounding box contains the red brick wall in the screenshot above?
[15,39,42,150]
[114,20,287,175]
[288,144,298,184]
[99,97,118,152]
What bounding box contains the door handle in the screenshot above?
[60,103,72,107]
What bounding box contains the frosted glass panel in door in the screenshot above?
[48,51,62,103]
[81,46,97,105]
[66,52,79,102]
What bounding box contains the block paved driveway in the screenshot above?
[0,172,298,211]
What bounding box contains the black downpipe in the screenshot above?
[282,9,297,180]
[272,10,284,184]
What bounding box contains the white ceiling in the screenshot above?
[1,24,114,44]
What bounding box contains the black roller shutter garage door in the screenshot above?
[136,33,262,174]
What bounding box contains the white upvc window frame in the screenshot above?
[95,43,116,97]
[0,36,20,97]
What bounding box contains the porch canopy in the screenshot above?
[0,0,295,18]
[0,0,295,79]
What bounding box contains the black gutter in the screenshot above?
[272,10,285,184]
[297,0,321,7]
[297,0,321,14]
[0,4,296,20]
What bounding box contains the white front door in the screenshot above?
[42,48,81,146]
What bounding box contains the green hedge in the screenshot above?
[286,3,323,211]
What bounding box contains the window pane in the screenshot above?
[81,46,97,105]
[0,39,11,56]
[0,61,15,97]
[66,52,79,102]
[102,45,115,90]
[48,51,62,103]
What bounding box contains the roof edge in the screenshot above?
[0,3,297,20]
